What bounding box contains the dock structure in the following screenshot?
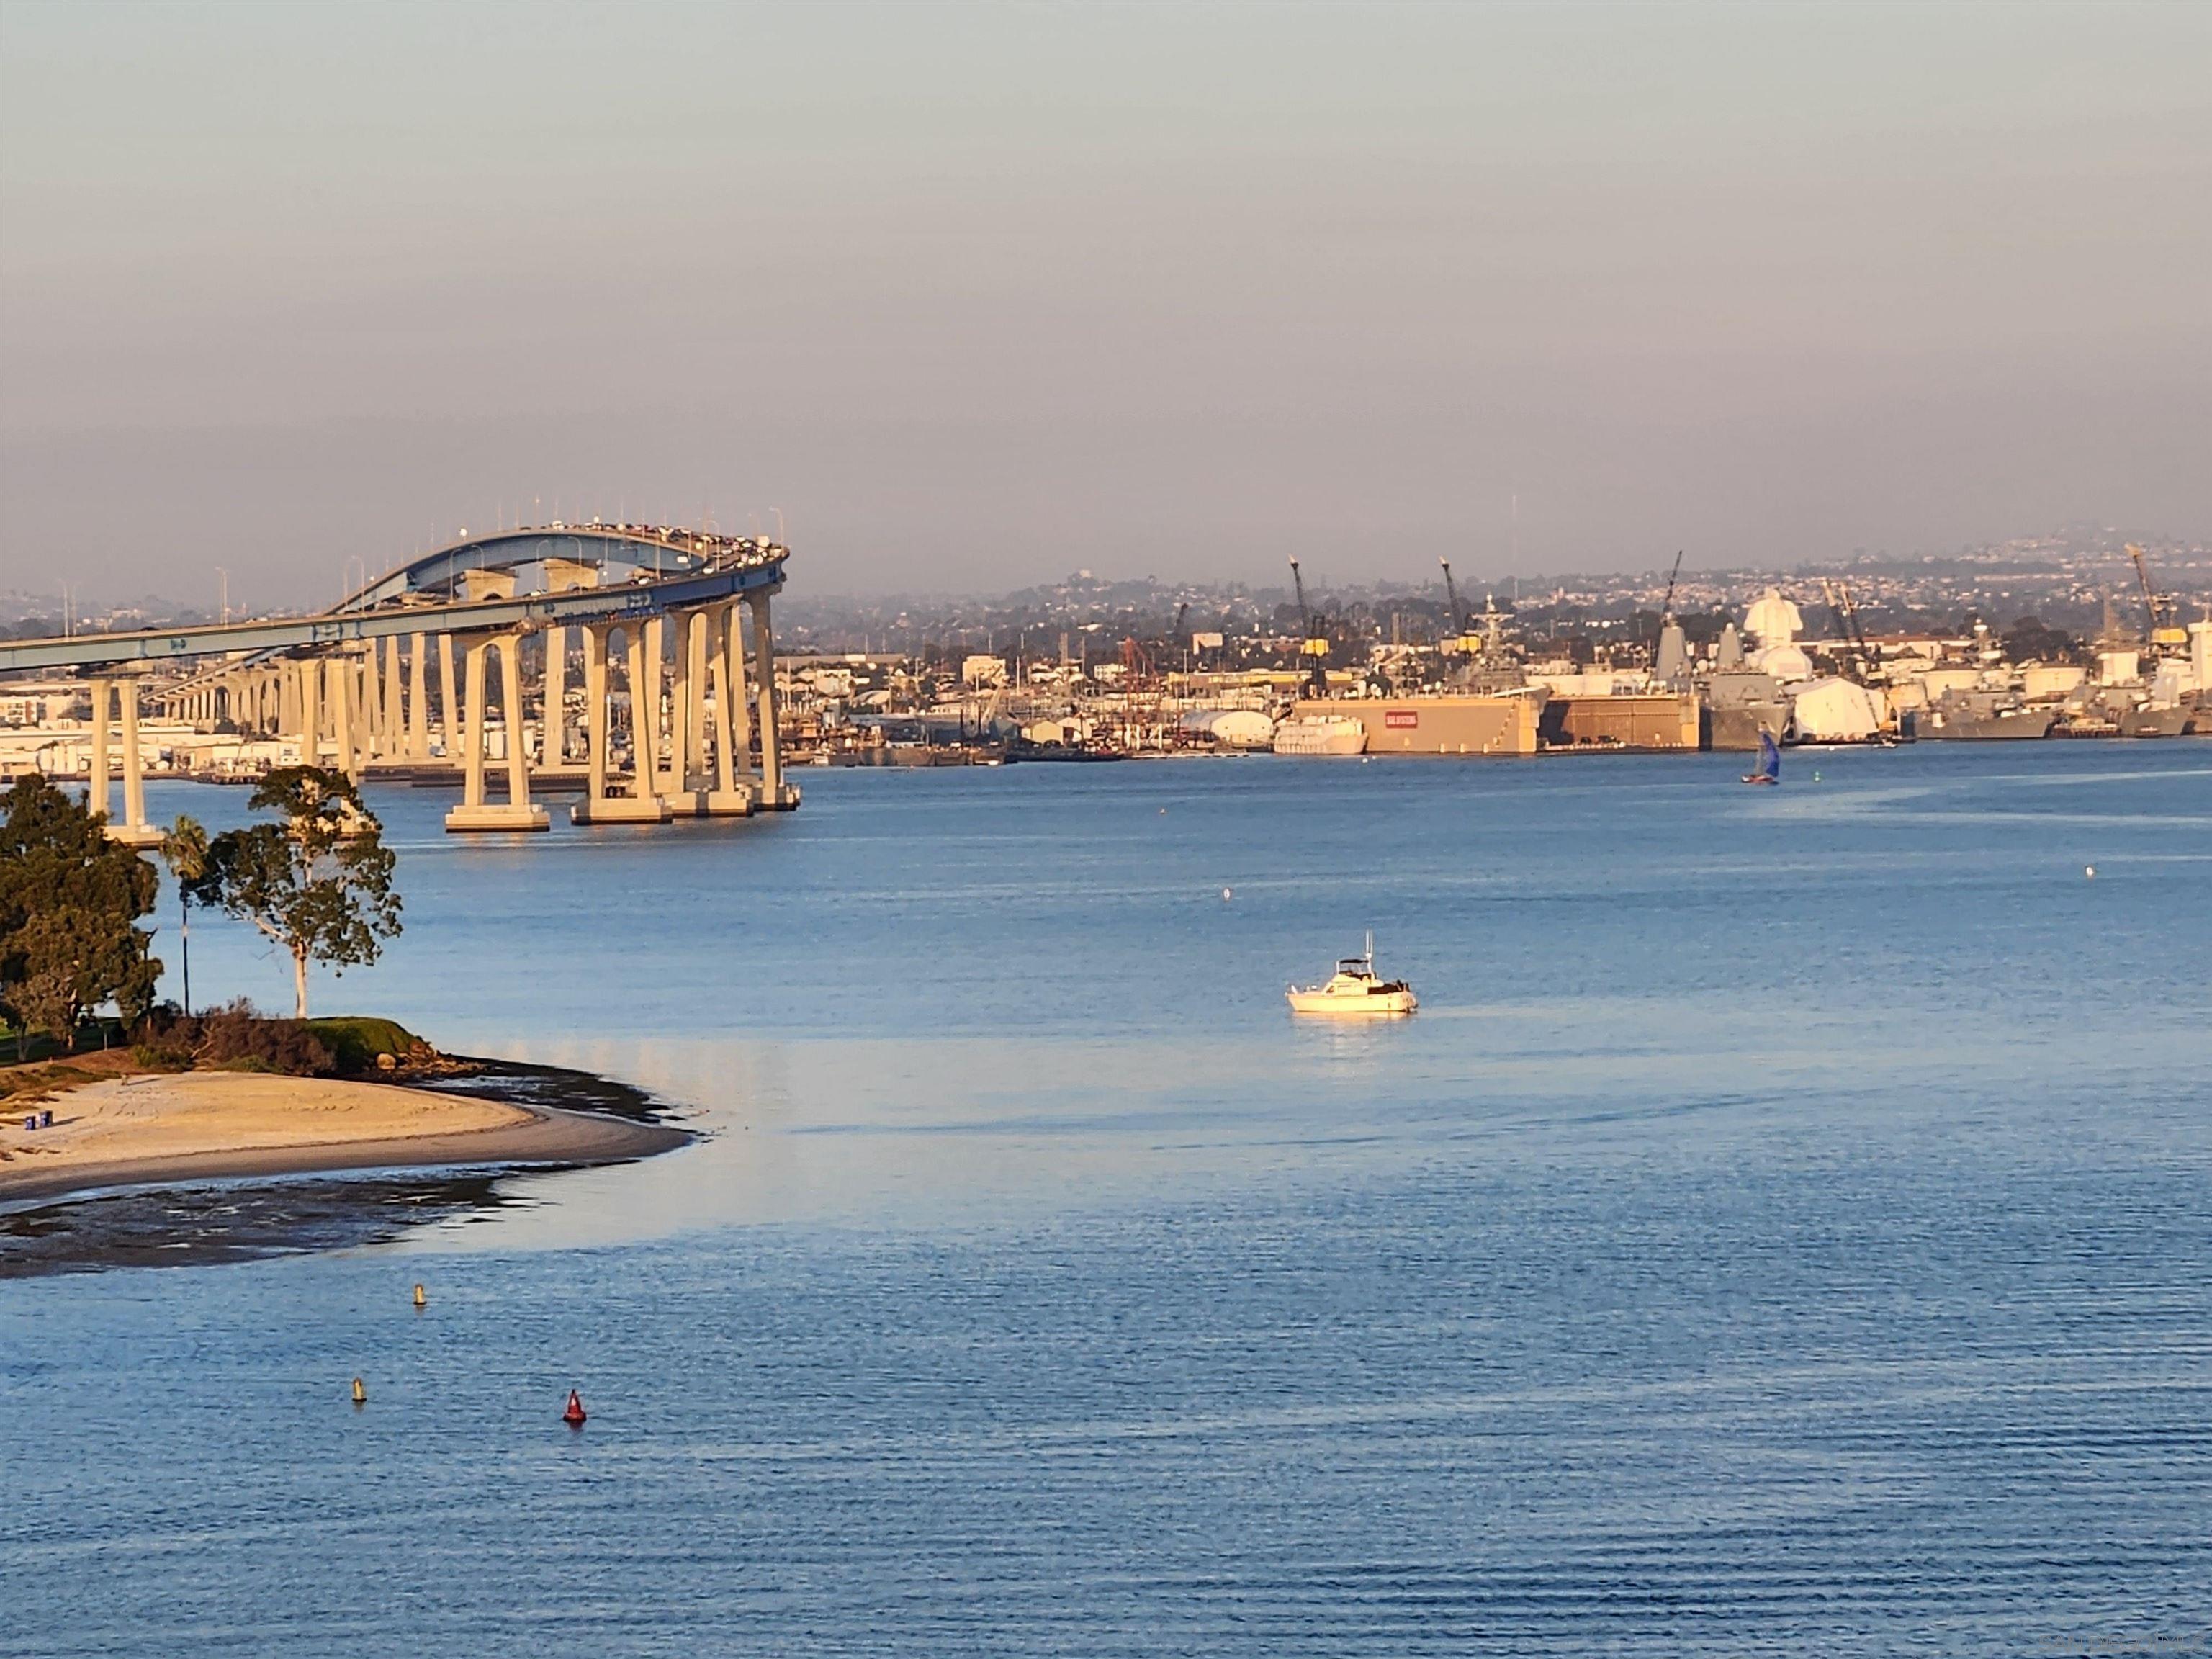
[0,526,799,838]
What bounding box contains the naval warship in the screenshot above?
[1915,691,2056,740]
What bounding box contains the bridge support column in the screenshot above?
[699,601,755,816]
[408,633,429,760]
[446,632,549,832]
[329,657,359,781]
[355,656,373,773]
[685,609,709,781]
[660,611,703,814]
[437,632,459,759]
[114,680,160,846]
[84,677,159,848]
[359,645,382,759]
[381,636,403,758]
[749,590,798,809]
[640,615,673,799]
[572,622,670,823]
[295,661,320,766]
[87,678,113,824]
[544,624,569,768]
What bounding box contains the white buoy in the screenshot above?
[2085,865,2095,879]
[1222,887,1233,901]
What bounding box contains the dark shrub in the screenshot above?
[132,999,336,1077]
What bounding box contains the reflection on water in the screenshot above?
[3,744,2209,1655]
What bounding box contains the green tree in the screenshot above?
[0,775,161,1051]
[2004,615,2080,665]
[194,768,400,1018]
[160,814,210,1016]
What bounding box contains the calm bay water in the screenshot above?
[4,746,2210,1655]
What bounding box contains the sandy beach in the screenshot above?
[0,1070,685,1205]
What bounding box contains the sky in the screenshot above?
[2,3,2208,609]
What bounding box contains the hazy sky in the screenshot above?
[3,3,2207,608]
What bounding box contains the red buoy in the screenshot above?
[562,1388,588,1426]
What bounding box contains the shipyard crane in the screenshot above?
[1817,578,1874,679]
[1119,634,1156,685]
[1288,557,1330,695]
[1172,601,1190,675]
[1439,559,1480,655]
[2126,544,2186,652]
[1835,579,1874,664]
[1658,550,1684,624]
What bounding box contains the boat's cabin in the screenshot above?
[1323,960,1409,996]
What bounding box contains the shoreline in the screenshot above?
[0,1064,690,1213]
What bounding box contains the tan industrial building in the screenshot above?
[1538,692,1701,751]
[1291,695,1544,755]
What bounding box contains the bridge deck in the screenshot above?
[1,557,785,673]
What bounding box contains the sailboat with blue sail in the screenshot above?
[1741,728,1781,786]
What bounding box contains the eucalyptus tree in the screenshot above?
[194,768,401,1019]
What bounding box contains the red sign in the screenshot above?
[1384,710,1419,729]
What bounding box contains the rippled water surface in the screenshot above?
[4,747,2210,1655]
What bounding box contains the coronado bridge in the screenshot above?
[3,524,799,842]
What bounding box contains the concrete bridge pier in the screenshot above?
[328,656,359,781]
[543,624,570,767]
[84,676,163,848]
[571,621,670,824]
[748,590,798,810]
[357,644,382,760]
[437,633,460,761]
[446,631,549,832]
[293,660,321,767]
[658,608,716,817]
[382,636,403,755]
[407,633,431,759]
[698,600,756,815]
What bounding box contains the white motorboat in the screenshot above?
[1286,935,1417,1016]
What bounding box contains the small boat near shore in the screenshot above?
[1287,935,1417,1016]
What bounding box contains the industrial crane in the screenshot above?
[1836,580,1874,663]
[1818,577,1875,677]
[1439,559,1481,655]
[1650,549,1688,681]
[2127,544,2187,651]
[1287,557,1330,695]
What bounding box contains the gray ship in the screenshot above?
[1703,670,1792,751]
[1915,691,2055,741]
[2052,688,2193,739]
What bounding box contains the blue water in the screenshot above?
[4,747,2210,1655]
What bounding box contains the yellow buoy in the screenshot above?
[351,1377,367,1405]
[413,1283,426,1308]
